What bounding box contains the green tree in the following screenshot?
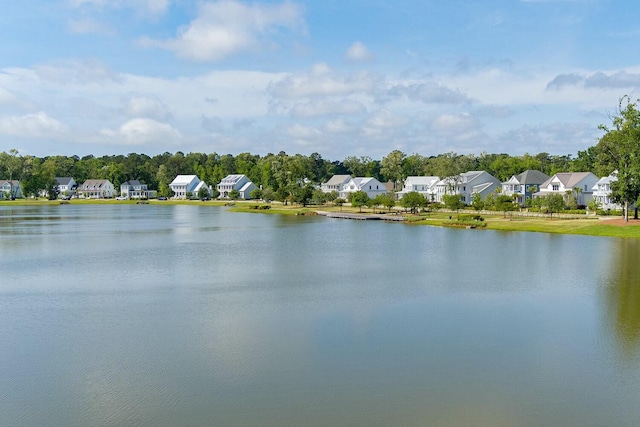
[442,194,465,212]
[349,190,370,212]
[250,188,264,200]
[375,193,396,212]
[471,193,484,211]
[596,95,640,221]
[495,194,517,217]
[47,178,60,200]
[400,191,426,214]
[228,189,240,200]
[381,150,406,191]
[334,198,346,211]
[197,185,211,200]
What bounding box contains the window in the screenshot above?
[552,184,559,191]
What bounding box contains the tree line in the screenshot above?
[0,96,638,213]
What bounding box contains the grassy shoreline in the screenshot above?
[2,198,638,238]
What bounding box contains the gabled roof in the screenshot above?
[170,175,199,186]
[80,179,111,188]
[405,176,439,186]
[472,182,498,194]
[219,174,246,184]
[55,177,74,186]
[239,182,255,192]
[121,179,142,187]
[324,174,351,186]
[514,170,550,185]
[541,172,594,189]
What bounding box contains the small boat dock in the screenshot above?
[316,211,406,221]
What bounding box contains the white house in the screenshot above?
[534,172,599,206]
[339,177,388,200]
[0,180,22,199]
[216,174,257,199]
[120,180,155,199]
[434,171,501,204]
[169,175,204,199]
[592,174,622,211]
[77,179,116,198]
[321,175,351,194]
[502,170,550,207]
[55,177,77,197]
[396,176,440,201]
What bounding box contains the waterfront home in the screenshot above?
[0,180,22,199]
[396,176,439,201]
[77,179,116,199]
[339,176,388,200]
[502,170,550,207]
[592,174,622,211]
[216,174,257,199]
[534,172,598,206]
[169,175,204,199]
[120,180,157,199]
[321,175,351,194]
[434,171,501,204]
[55,177,77,197]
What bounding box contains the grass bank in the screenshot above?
[3,198,638,238]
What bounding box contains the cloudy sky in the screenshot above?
[1,0,639,160]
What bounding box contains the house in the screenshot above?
[77,179,116,199]
[0,180,22,199]
[339,177,388,200]
[592,174,622,211]
[502,170,550,207]
[216,174,257,199]
[434,171,501,204]
[55,177,77,197]
[120,180,156,199]
[534,172,598,206]
[169,175,206,199]
[321,175,352,194]
[396,176,439,201]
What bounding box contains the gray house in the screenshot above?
[502,170,550,207]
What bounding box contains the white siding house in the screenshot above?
[592,174,622,211]
[216,174,257,199]
[55,177,77,196]
[501,170,550,207]
[321,175,351,194]
[534,172,598,206]
[434,171,501,204]
[339,177,388,200]
[396,176,439,201]
[169,175,203,199]
[0,180,22,199]
[120,180,154,199]
[77,179,116,198]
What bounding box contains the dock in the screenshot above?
[316,211,406,221]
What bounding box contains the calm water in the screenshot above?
[1,204,640,426]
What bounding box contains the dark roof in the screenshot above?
[515,170,550,185]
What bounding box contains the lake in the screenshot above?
[1,204,640,426]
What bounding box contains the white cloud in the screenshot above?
[345,41,374,62]
[324,118,356,134]
[0,112,68,138]
[363,110,409,139]
[100,118,181,145]
[34,59,124,85]
[287,123,321,140]
[122,95,172,121]
[290,99,365,118]
[141,0,305,62]
[268,63,378,99]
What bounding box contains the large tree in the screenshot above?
[596,96,640,221]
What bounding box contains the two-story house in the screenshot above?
[592,174,622,211]
[501,170,551,207]
[534,172,598,206]
[216,174,257,199]
[434,171,501,204]
[0,180,22,199]
[77,179,116,199]
[396,176,440,201]
[120,180,155,199]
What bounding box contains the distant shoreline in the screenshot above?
[2,198,638,239]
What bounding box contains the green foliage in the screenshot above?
[197,186,210,200]
[47,178,60,200]
[442,193,465,211]
[471,193,484,211]
[349,190,370,212]
[400,191,426,214]
[596,96,640,221]
[374,193,396,212]
[495,194,517,216]
[250,188,263,200]
[228,189,240,200]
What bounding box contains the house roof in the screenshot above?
[170,175,199,186]
[541,172,594,189]
[219,174,246,184]
[324,175,351,186]
[239,182,254,192]
[80,179,111,189]
[55,177,74,186]
[121,180,142,187]
[405,176,439,186]
[514,170,550,185]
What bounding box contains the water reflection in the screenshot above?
[606,238,640,359]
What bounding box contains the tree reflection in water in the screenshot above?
[606,238,640,359]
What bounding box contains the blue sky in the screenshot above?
[1,0,640,161]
